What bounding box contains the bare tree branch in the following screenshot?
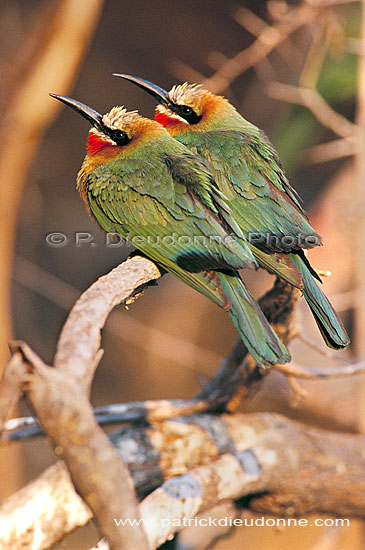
[1,276,300,443]
[53,256,161,387]
[1,412,364,550]
[0,252,363,549]
[137,413,365,547]
[275,360,365,379]
[232,6,302,68]
[0,256,161,549]
[303,138,356,164]
[268,82,357,138]
[202,4,316,93]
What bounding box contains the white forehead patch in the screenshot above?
[102,106,139,129]
[168,83,202,105]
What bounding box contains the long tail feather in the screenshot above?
[290,253,350,349]
[251,247,303,289]
[152,255,291,366]
[217,271,291,366]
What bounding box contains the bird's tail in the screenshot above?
[290,253,350,349]
[217,271,291,367]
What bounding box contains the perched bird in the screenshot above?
[49,93,291,367]
[115,75,349,350]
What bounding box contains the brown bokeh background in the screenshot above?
[1,1,363,548]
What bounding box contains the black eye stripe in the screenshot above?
[170,103,202,125]
[107,128,131,146]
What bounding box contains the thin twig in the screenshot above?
[275,360,365,379]
[297,333,353,362]
[268,82,357,138]
[232,6,302,67]
[203,4,316,92]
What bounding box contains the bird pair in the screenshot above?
[50,75,349,367]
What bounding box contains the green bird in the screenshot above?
[49,93,291,367]
[115,75,350,350]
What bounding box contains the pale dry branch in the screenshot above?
[2,277,300,443]
[0,257,363,549]
[53,256,161,386]
[1,412,364,550]
[0,0,104,370]
[1,256,162,550]
[275,360,365,379]
[8,339,364,442]
[8,272,358,443]
[0,461,92,549]
[303,137,356,163]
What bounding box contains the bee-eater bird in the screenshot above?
[49,93,291,367]
[115,75,350,350]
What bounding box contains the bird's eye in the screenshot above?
[181,105,193,115]
[109,129,131,146]
[176,104,202,124]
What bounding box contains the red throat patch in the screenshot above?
[154,111,179,128]
[87,132,110,154]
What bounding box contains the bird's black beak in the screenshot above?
[113,74,170,107]
[49,93,105,132]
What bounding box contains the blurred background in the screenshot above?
[0,0,364,548]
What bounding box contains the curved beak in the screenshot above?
[49,93,104,131]
[113,74,170,107]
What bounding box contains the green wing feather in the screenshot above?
[178,128,320,253]
[85,152,255,273]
